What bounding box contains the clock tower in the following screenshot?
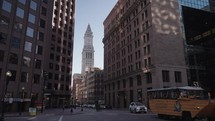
[81,24,94,74]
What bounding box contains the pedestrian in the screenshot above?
[70,107,73,113]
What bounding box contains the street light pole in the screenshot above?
[0,71,12,121]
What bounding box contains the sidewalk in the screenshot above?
[4,111,34,117]
[4,107,85,117]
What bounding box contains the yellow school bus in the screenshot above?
[147,86,215,121]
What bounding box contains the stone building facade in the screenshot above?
[103,0,187,108]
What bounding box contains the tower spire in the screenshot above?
[81,24,94,74]
[85,24,93,37]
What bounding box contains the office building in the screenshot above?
[103,0,188,108]
[182,6,215,97]
[85,67,104,104]
[0,0,75,112]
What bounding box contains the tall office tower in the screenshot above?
[103,0,188,108]
[47,0,75,108]
[81,24,94,74]
[0,0,75,112]
[209,0,215,11]
[177,0,210,37]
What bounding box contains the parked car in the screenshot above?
[129,102,147,113]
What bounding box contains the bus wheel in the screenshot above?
[182,111,194,121]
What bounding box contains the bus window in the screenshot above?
[179,90,188,98]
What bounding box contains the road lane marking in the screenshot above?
[59,115,63,121]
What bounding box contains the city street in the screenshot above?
[4,107,164,121]
[4,108,206,121]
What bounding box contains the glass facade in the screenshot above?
[24,41,32,52]
[2,0,12,12]
[28,14,36,23]
[30,0,37,10]
[26,27,34,37]
[18,0,26,4]
[16,7,25,18]
[11,37,20,48]
[178,0,209,12]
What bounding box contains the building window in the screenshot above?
[0,32,7,44]
[24,41,32,52]
[50,53,54,59]
[18,0,26,4]
[48,73,52,79]
[21,72,28,82]
[136,75,142,86]
[60,75,64,81]
[39,19,46,28]
[146,72,152,84]
[60,84,64,91]
[146,33,149,41]
[117,81,120,89]
[49,63,53,69]
[112,82,115,90]
[43,0,48,4]
[16,7,24,18]
[55,74,59,80]
[2,0,12,13]
[33,74,40,84]
[54,83,58,90]
[41,7,47,16]
[162,70,170,82]
[61,66,65,72]
[30,0,37,10]
[9,53,18,64]
[123,79,126,88]
[14,22,23,32]
[35,59,41,69]
[55,64,59,71]
[0,16,9,28]
[36,45,43,55]
[66,85,69,91]
[66,76,70,82]
[28,14,35,23]
[23,56,31,67]
[26,27,34,37]
[0,50,4,62]
[129,77,133,87]
[37,32,44,41]
[11,37,20,49]
[175,71,182,83]
[9,70,16,81]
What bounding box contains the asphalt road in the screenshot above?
[5,108,206,121]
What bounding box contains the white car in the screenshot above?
[129,102,147,113]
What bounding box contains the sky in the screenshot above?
[72,0,117,77]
